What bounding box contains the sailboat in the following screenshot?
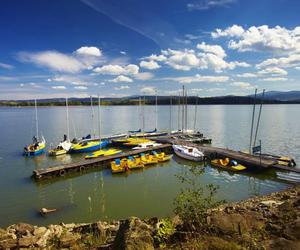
[85,96,120,159]
[23,99,46,156]
[70,96,109,153]
[48,97,72,156]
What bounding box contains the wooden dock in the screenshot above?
[32,144,172,180]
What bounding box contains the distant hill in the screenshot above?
[252,90,300,102]
[1,94,300,106]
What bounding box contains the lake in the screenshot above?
[0,104,299,227]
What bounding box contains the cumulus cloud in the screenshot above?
[109,75,133,83]
[165,74,229,84]
[236,73,258,78]
[197,42,226,58]
[52,86,66,90]
[18,51,84,73]
[212,25,300,54]
[49,75,89,85]
[257,67,288,76]
[140,60,161,70]
[114,85,130,90]
[74,86,88,90]
[260,77,288,82]
[230,81,254,89]
[0,62,14,70]
[140,86,156,95]
[256,54,300,69]
[75,46,102,57]
[143,54,167,62]
[134,72,154,80]
[93,64,139,75]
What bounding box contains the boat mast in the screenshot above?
[139,96,142,130]
[66,97,70,140]
[142,95,145,135]
[98,95,101,146]
[182,85,185,133]
[249,88,257,154]
[185,89,188,131]
[177,93,180,131]
[35,99,39,139]
[169,96,172,133]
[90,96,95,138]
[253,89,265,147]
[155,90,158,130]
[193,95,198,132]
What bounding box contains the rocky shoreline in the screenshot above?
[1,185,299,249]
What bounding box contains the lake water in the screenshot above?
[0,105,299,227]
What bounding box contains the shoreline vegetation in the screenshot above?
[0,185,299,249]
[1,95,300,107]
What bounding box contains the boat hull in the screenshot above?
[70,140,109,153]
[173,147,204,162]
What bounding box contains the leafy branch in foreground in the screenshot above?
[174,165,224,229]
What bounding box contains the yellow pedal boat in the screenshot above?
[210,158,246,171]
[127,156,144,169]
[152,151,173,162]
[140,153,158,165]
[85,148,122,159]
[111,158,126,173]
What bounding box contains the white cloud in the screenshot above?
[75,46,102,57]
[19,51,84,73]
[143,54,167,62]
[197,42,226,58]
[0,62,14,70]
[93,64,139,75]
[236,73,258,78]
[74,86,88,90]
[165,74,229,84]
[230,81,254,89]
[257,67,288,76]
[162,49,199,71]
[52,86,66,90]
[114,85,130,90]
[260,77,288,82]
[134,72,154,80]
[257,54,300,69]
[109,75,133,83]
[212,25,300,54]
[187,0,236,10]
[140,86,156,95]
[20,83,24,87]
[49,75,89,86]
[120,51,127,55]
[140,60,161,70]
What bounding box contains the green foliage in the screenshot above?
[174,166,224,228]
[154,218,176,248]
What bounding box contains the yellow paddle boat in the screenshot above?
[152,151,173,162]
[140,153,158,165]
[85,148,122,159]
[111,158,126,173]
[210,158,247,171]
[127,156,144,169]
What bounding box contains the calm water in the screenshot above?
[0,105,299,227]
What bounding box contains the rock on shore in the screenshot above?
[0,186,299,249]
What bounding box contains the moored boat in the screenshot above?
[48,135,72,156]
[132,141,162,150]
[152,151,173,162]
[24,136,46,156]
[70,139,109,153]
[210,158,247,171]
[140,153,158,165]
[85,148,122,159]
[172,144,204,162]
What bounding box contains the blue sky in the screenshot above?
[1,0,300,99]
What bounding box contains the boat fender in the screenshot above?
[59,169,66,176]
[79,166,85,172]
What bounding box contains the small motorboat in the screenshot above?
[132,141,162,150]
[85,148,122,159]
[70,139,109,153]
[152,151,173,162]
[24,136,46,156]
[48,135,72,156]
[140,153,158,165]
[210,158,247,171]
[172,144,204,162]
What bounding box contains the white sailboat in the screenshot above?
[48,97,72,156]
[24,99,46,156]
[172,144,204,161]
